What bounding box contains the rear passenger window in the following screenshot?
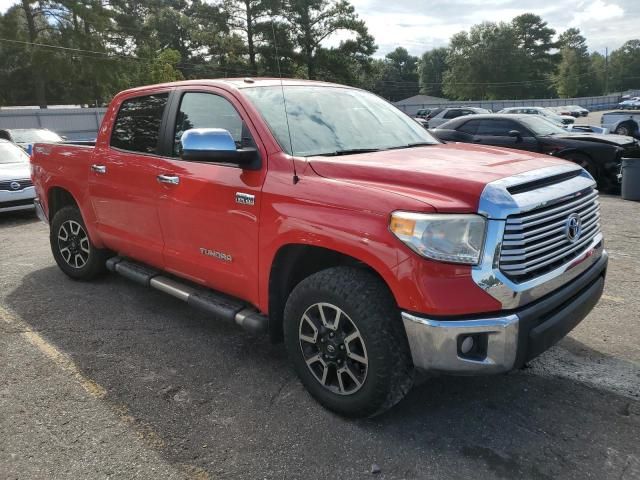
[110,93,169,154]
[443,109,462,119]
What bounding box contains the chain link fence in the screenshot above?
[395,91,640,116]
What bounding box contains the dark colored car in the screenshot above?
[431,114,640,192]
[415,108,432,119]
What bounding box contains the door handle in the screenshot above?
[91,164,106,174]
[157,174,180,185]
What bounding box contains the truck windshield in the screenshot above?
[243,85,439,156]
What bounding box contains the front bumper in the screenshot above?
[402,251,607,374]
[34,197,48,223]
[0,186,36,213]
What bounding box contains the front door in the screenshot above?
[474,119,540,152]
[155,89,267,305]
[88,91,169,267]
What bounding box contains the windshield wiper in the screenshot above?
[385,142,435,150]
[317,148,382,156]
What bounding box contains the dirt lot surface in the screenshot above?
[1,196,639,479]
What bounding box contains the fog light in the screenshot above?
[460,336,474,354]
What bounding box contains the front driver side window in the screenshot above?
[173,92,251,157]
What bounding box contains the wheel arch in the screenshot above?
[46,185,104,248]
[47,186,79,222]
[267,244,397,343]
[614,120,639,135]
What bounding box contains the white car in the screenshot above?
[618,97,640,109]
[498,106,575,126]
[0,139,35,213]
[601,111,640,137]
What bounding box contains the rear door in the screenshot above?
[154,88,267,304]
[88,91,170,267]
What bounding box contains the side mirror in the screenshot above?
[180,128,260,169]
[508,130,522,140]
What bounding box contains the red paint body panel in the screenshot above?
[30,79,573,318]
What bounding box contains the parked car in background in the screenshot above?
[413,117,429,129]
[498,106,575,125]
[551,105,589,117]
[601,111,640,137]
[0,139,35,213]
[617,97,640,109]
[0,128,64,154]
[415,108,432,119]
[431,114,640,192]
[424,106,490,128]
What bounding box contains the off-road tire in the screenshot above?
[50,206,109,280]
[283,266,414,417]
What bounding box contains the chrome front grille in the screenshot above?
[499,188,601,281]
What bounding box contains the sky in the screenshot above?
[0,0,637,57]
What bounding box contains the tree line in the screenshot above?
[0,2,638,108]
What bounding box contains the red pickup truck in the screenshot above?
[31,79,607,417]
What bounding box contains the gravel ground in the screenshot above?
[0,196,639,480]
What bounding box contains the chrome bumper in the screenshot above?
[34,197,48,223]
[402,251,607,375]
[402,313,519,374]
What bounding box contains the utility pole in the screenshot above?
[604,47,609,94]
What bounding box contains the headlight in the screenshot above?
[389,212,486,265]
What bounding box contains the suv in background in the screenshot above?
[498,106,574,126]
[425,107,490,128]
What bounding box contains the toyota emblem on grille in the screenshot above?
[565,213,582,242]
[10,181,21,191]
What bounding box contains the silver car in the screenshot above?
[425,107,491,128]
[0,139,35,213]
[498,106,575,126]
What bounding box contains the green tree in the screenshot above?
[286,0,372,79]
[443,22,526,100]
[609,40,640,92]
[511,13,557,97]
[555,27,597,96]
[554,47,580,97]
[418,47,447,97]
[224,0,281,75]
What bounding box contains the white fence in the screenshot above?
[0,107,107,140]
[395,91,640,116]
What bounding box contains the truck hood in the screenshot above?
[0,162,30,181]
[308,143,568,212]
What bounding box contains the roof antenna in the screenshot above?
[271,21,298,184]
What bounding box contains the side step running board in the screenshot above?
[106,256,268,335]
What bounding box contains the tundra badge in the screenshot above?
[235,192,255,206]
[200,248,232,262]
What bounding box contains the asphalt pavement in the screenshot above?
[1,196,639,479]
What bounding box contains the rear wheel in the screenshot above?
[50,206,109,280]
[283,267,414,417]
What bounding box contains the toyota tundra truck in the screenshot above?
[31,79,607,417]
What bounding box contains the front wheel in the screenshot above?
[283,267,414,417]
[50,206,109,280]
[562,152,616,193]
